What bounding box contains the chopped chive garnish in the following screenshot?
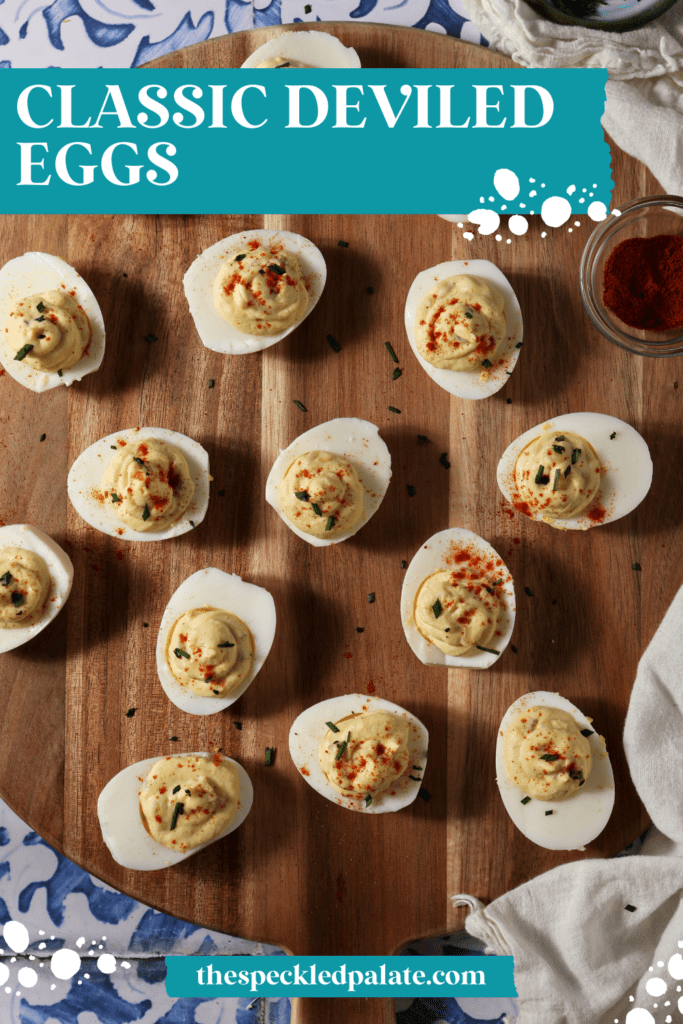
[39,433,46,442]
[173,785,181,794]
[335,733,350,761]
[294,490,309,502]
[218,640,235,648]
[417,435,429,444]
[267,264,285,275]
[552,469,561,491]
[35,316,45,323]
[553,445,565,454]
[625,905,637,913]
[400,560,407,568]
[418,788,431,802]
[511,644,518,653]
[506,398,512,404]
[170,736,178,741]
[545,810,553,816]
[170,803,183,830]
[524,587,534,597]
[125,708,136,718]
[568,768,584,781]
[392,367,402,381]
[111,445,117,449]
[555,435,565,441]
[311,503,322,517]
[366,286,374,295]
[464,310,473,319]
[190,520,195,528]
[325,516,335,531]
[476,645,500,655]
[408,775,422,782]
[505,371,512,375]
[293,400,307,412]
[439,453,451,469]
[111,492,121,503]
[14,343,33,361]
[356,626,364,633]
[610,431,616,439]
[234,721,243,729]
[432,598,442,618]
[58,369,63,377]
[146,333,157,342]
[143,622,149,627]
[218,489,225,496]
[482,359,492,368]
[516,341,523,348]
[326,722,340,733]
[521,795,531,805]
[338,240,349,248]
[365,794,372,806]
[407,484,416,497]
[142,503,151,521]
[134,456,146,468]
[540,753,559,761]
[327,334,341,352]
[368,592,375,603]
[580,728,594,737]
[632,562,642,571]
[208,379,215,389]
[0,572,11,586]
[385,342,399,363]
[174,648,190,659]
[11,593,23,608]
[534,465,545,485]
[36,301,45,313]
[275,62,291,67]
[265,747,275,766]
[564,465,571,478]
[234,254,246,262]
[572,448,581,464]
[388,406,400,414]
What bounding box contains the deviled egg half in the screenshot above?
[404,259,522,400]
[156,568,276,716]
[290,694,428,814]
[68,427,210,542]
[497,412,653,530]
[240,30,361,69]
[265,417,391,547]
[0,252,105,392]
[496,690,614,851]
[401,527,515,670]
[98,752,253,870]
[0,524,73,653]
[184,229,326,354]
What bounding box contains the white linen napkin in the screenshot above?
[458,584,683,1023]
[461,0,683,195]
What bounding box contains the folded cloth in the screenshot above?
[459,584,683,1024]
[461,0,683,195]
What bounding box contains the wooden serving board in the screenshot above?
[0,25,671,1024]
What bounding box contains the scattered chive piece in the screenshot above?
[365,794,372,807]
[125,708,136,718]
[632,562,642,571]
[0,572,11,586]
[432,598,442,618]
[400,560,407,569]
[40,433,46,442]
[326,722,340,733]
[555,435,566,441]
[439,453,451,469]
[534,465,545,485]
[174,648,190,659]
[142,503,151,522]
[418,788,431,802]
[366,286,374,295]
[146,333,157,342]
[234,722,243,730]
[368,592,375,603]
[540,753,559,761]
[407,484,416,497]
[506,398,512,404]
[143,622,149,628]
[572,448,581,464]
[564,465,571,478]
[568,768,583,781]
[335,733,350,761]
[392,367,402,381]
[295,490,310,502]
[173,785,181,794]
[234,254,247,262]
[265,747,275,766]
[218,640,235,648]
[170,736,178,741]
[464,310,473,319]
[111,445,117,450]
[14,343,33,361]
[388,406,401,414]
[516,342,523,349]
[625,905,637,913]
[311,503,323,517]
[552,469,561,492]
[505,371,512,375]
[293,400,307,412]
[35,316,45,323]
[511,644,518,654]
[476,645,500,655]
[417,434,429,445]
[11,593,23,608]
[208,379,215,389]
[524,587,534,597]
[409,775,422,782]
[545,810,553,816]
[36,301,45,313]
[267,264,285,275]
[580,728,594,737]
[111,492,121,503]
[553,445,565,454]
[338,240,349,248]
[325,516,335,531]
[356,627,364,633]
[327,334,341,353]
[218,489,225,497]
[134,456,146,468]
[610,431,616,439]
[521,795,531,805]
[190,521,195,528]
[276,62,291,67]
[385,342,399,363]
[58,369,63,377]
[482,359,492,368]
[170,803,183,830]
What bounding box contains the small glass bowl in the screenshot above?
[580,195,683,358]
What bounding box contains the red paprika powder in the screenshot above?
[603,234,683,331]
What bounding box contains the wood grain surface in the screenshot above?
[0,24,670,1024]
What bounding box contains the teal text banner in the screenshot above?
[165,954,517,998]
[1,68,610,214]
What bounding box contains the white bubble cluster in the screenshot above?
[493,169,520,201]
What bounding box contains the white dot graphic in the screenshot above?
[51,948,81,980]
[588,201,608,222]
[3,922,29,953]
[467,209,500,235]
[495,234,502,242]
[0,964,9,986]
[493,169,520,201]
[463,232,474,241]
[668,954,683,979]
[97,954,116,975]
[541,197,571,228]
[626,1010,655,1023]
[508,216,528,236]
[646,977,667,997]
[17,968,37,989]
[567,185,576,195]
[76,937,85,948]
[679,997,683,1013]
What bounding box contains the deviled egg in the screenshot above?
[0,524,73,653]
[496,690,614,851]
[404,260,522,400]
[289,694,428,814]
[184,230,326,354]
[265,418,391,547]
[0,252,105,392]
[67,427,210,542]
[401,527,515,670]
[156,568,276,716]
[240,30,361,69]
[497,412,653,530]
[98,752,253,870]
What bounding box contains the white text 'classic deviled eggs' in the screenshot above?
[404,260,522,400]
[184,230,326,355]
[497,412,653,530]
[401,527,515,670]
[240,30,361,69]
[0,524,73,653]
[0,252,105,392]
[156,568,276,716]
[68,427,210,542]
[496,690,614,851]
[265,418,391,547]
[98,752,253,870]
[290,694,428,813]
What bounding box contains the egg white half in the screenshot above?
[98,753,253,871]
[497,412,653,531]
[401,527,515,670]
[265,417,391,547]
[0,252,106,393]
[0,524,73,654]
[289,694,428,814]
[240,30,361,68]
[184,230,327,355]
[67,427,210,542]
[404,259,522,401]
[496,690,614,852]
[156,568,276,716]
